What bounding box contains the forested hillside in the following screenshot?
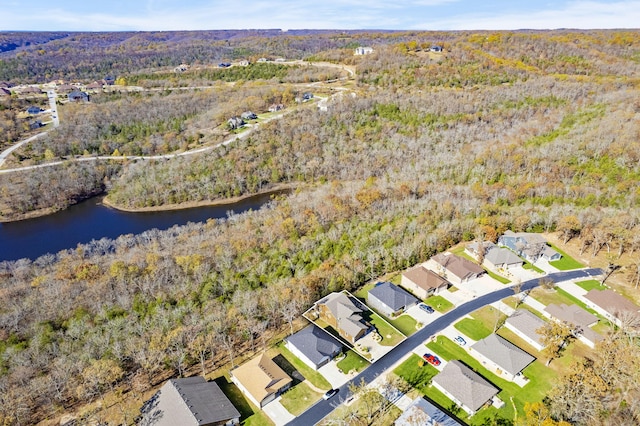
[1,29,640,425]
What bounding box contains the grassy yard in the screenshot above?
[425,295,454,312]
[523,261,545,273]
[279,382,322,416]
[575,279,606,291]
[367,312,405,346]
[276,342,332,390]
[214,377,273,426]
[425,335,556,421]
[337,350,368,374]
[530,287,600,317]
[454,317,492,340]
[548,244,584,270]
[387,314,418,336]
[469,305,507,334]
[393,354,439,393]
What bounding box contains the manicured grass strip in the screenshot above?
[277,343,332,390]
[454,317,492,340]
[575,279,606,291]
[486,270,511,284]
[548,244,584,270]
[337,350,368,373]
[523,262,545,273]
[279,382,322,416]
[425,295,454,312]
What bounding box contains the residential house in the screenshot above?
[86,81,103,91]
[467,241,524,270]
[285,325,342,370]
[140,376,240,426]
[312,292,370,344]
[230,353,292,408]
[218,62,232,68]
[584,289,640,327]
[68,91,90,102]
[497,231,561,263]
[240,111,257,120]
[395,396,464,426]
[504,309,546,351]
[430,253,485,285]
[26,106,42,115]
[104,76,115,85]
[354,46,374,55]
[367,281,418,317]
[238,60,250,66]
[430,45,443,52]
[0,87,11,97]
[174,64,190,72]
[227,117,245,130]
[18,86,42,95]
[469,334,535,382]
[432,360,500,416]
[302,92,314,101]
[543,303,602,348]
[257,57,268,62]
[29,120,43,130]
[401,265,450,299]
[56,84,76,94]
[268,103,285,112]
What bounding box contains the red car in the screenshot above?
[423,353,441,366]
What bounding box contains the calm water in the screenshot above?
[0,193,274,262]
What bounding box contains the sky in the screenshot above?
[2,0,639,32]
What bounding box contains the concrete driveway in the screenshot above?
[263,397,295,426]
[318,360,352,388]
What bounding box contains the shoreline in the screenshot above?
[102,183,296,212]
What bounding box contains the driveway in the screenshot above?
[263,397,295,426]
[318,360,352,388]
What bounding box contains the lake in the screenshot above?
[0,193,274,262]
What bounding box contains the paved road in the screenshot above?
[46,89,59,128]
[286,268,603,426]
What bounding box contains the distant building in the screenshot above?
[354,46,374,55]
[104,76,115,85]
[240,111,257,120]
[27,106,42,115]
[268,103,285,112]
[0,87,11,97]
[174,64,190,72]
[430,45,443,52]
[227,117,245,130]
[140,376,240,426]
[68,91,90,102]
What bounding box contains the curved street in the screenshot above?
[286,268,603,426]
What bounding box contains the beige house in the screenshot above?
[312,292,370,344]
[231,353,292,408]
[584,289,640,327]
[401,265,449,299]
[429,253,485,285]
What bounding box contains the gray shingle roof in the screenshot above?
[544,303,598,328]
[485,247,523,266]
[432,360,498,413]
[504,309,546,347]
[584,289,640,316]
[395,397,464,426]
[143,376,240,426]
[368,281,418,311]
[320,292,368,337]
[471,333,535,376]
[286,325,342,365]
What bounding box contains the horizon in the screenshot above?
[5,0,640,32]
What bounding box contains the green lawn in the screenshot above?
[469,305,507,334]
[214,377,273,426]
[454,317,492,340]
[486,270,511,284]
[425,295,454,312]
[523,262,545,273]
[276,343,332,390]
[368,312,405,346]
[279,382,322,416]
[387,314,418,336]
[337,350,368,374]
[548,244,584,270]
[531,287,600,317]
[393,354,439,393]
[575,279,606,291]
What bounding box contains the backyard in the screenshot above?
[214,376,273,426]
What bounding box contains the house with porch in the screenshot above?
[497,231,561,263]
[230,353,292,408]
[432,360,500,416]
[401,265,450,299]
[140,376,240,426]
[469,334,535,383]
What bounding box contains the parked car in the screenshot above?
[323,388,339,400]
[454,335,467,346]
[419,303,434,314]
[422,353,441,366]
